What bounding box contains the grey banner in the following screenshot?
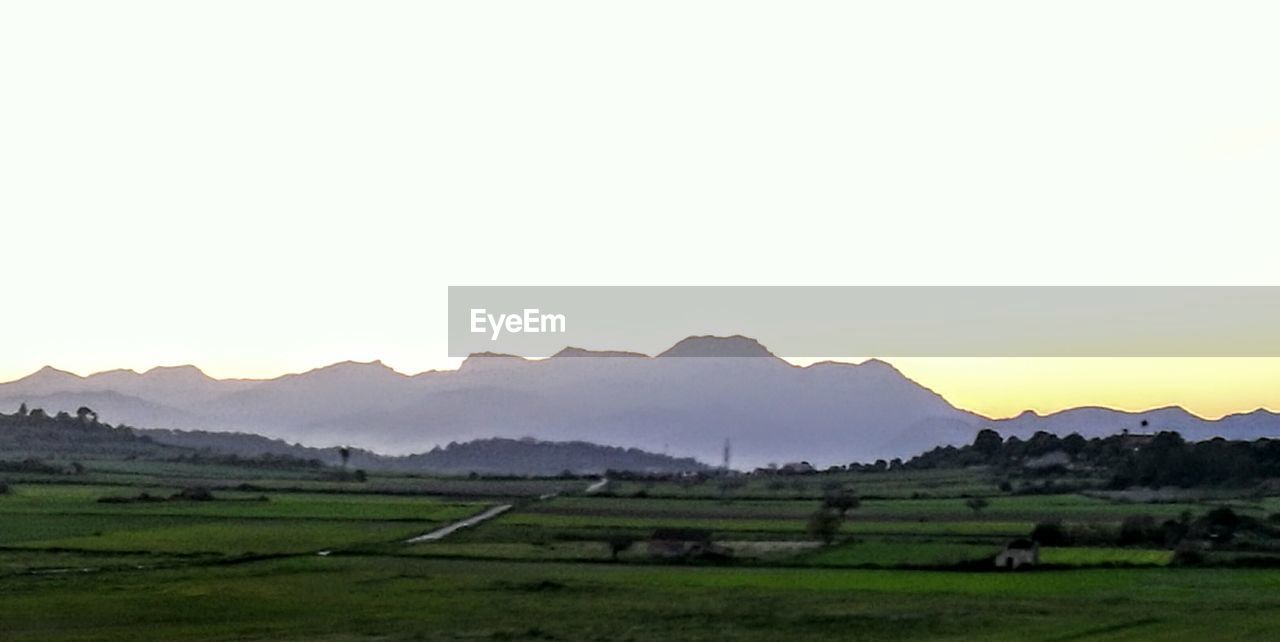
[448,286,1280,357]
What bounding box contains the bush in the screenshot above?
[965,497,991,514]
[1172,540,1207,566]
[1161,518,1190,547]
[170,487,215,501]
[1199,507,1242,543]
[0,480,8,495]
[1031,520,1070,546]
[97,492,165,504]
[822,486,861,515]
[606,534,637,561]
[1119,514,1161,546]
[807,508,843,545]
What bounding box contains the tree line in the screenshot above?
[906,427,1280,488]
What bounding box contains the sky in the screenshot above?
[2,2,1279,419]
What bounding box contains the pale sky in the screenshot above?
[2,2,1278,419]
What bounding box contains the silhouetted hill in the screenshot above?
[0,405,182,459]
[398,438,707,476]
[138,429,707,475]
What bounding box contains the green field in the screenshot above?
[5,462,1280,640]
[5,557,1280,641]
[0,483,485,556]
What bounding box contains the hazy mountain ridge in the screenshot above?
[137,429,706,475]
[3,336,1278,467]
[991,406,1280,441]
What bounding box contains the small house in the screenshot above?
[994,538,1039,570]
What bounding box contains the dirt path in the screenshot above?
[403,504,513,543]
[403,477,606,544]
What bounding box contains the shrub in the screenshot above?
[822,486,861,516]
[965,497,991,514]
[1199,507,1243,543]
[606,534,637,561]
[1161,518,1190,547]
[97,492,165,504]
[807,508,843,545]
[1119,514,1161,546]
[1172,540,1207,566]
[1031,520,1070,546]
[171,487,215,501]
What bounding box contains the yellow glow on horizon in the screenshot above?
[877,357,1280,420]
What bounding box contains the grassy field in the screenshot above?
[5,462,1280,640]
[5,557,1280,641]
[0,483,486,557]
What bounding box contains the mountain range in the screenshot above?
[3,335,1278,468]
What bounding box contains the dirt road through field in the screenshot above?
[404,504,513,543]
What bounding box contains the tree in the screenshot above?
[76,406,97,424]
[807,508,843,545]
[1031,520,1070,546]
[339,446,351,469]
[17,402,28,416]
[965,497,990,515]
[822,486,861,516]
[973,429,1003,457]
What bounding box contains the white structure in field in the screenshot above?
[994,539,1039,570]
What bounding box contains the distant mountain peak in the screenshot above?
[22,366,82,383]
[551,347,647,358]
[657,335,777,358]
[285,359,405,381]
[141,365,213,380]
[858,357,893,369]
[459,352,530,371]
[320,359,393,371]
